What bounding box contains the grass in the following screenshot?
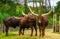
[0,33,41,39]
[0,29,60,39]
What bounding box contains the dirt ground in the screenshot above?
[0,29,60,39]
[12,29,60,39]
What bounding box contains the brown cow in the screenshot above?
[38,15,48,37]
[3,17,21,36]
[19,14,37,36]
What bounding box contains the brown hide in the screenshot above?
[38,15,48,27]
[3,17,20,28]
[19,15,37,36]
[38,15,48,37]
[3,17,22,36]
[19,15,36,28]
[28,15,36,27]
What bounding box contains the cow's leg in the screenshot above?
[42,28,45,37]
[34,26,37,36]
[19,27,22,35]
[22,28,25,35]
[3,25,4,33]
[39,26,41,36]
[31,27,33,36]
[6,26,9,36]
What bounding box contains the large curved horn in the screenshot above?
[22,11,28,16]
[42,9,52,16]
[28,7,38,16]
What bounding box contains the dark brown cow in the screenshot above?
[19,15,37,36]
[3,17,21,36]
[38,15,48,37]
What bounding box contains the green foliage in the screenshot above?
[55,1,60,13]
[0,13,10,23]
[48,16,53,25]
[0,0,24,23]
[0,0,53,24]
[16,5,24,16]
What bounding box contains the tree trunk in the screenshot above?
[59,16,60,32]
[53,14,59,32]
[48,0,51,9]
[24,0,29,14]
[53,14,57,32]
[39,0,44,14]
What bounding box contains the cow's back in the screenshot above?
[3,17,19,28]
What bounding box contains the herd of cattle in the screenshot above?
[3,7,52,37]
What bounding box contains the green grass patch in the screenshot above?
[0,32,41,39]
[0,29,60,39]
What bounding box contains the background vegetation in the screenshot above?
[0,0,60,24]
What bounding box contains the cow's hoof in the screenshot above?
[42,35,44,37]
[39,35,41,37]
[22,33,24,35]
[35,34,37,36]
[30,34,32,36]
[19,34,21,36]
